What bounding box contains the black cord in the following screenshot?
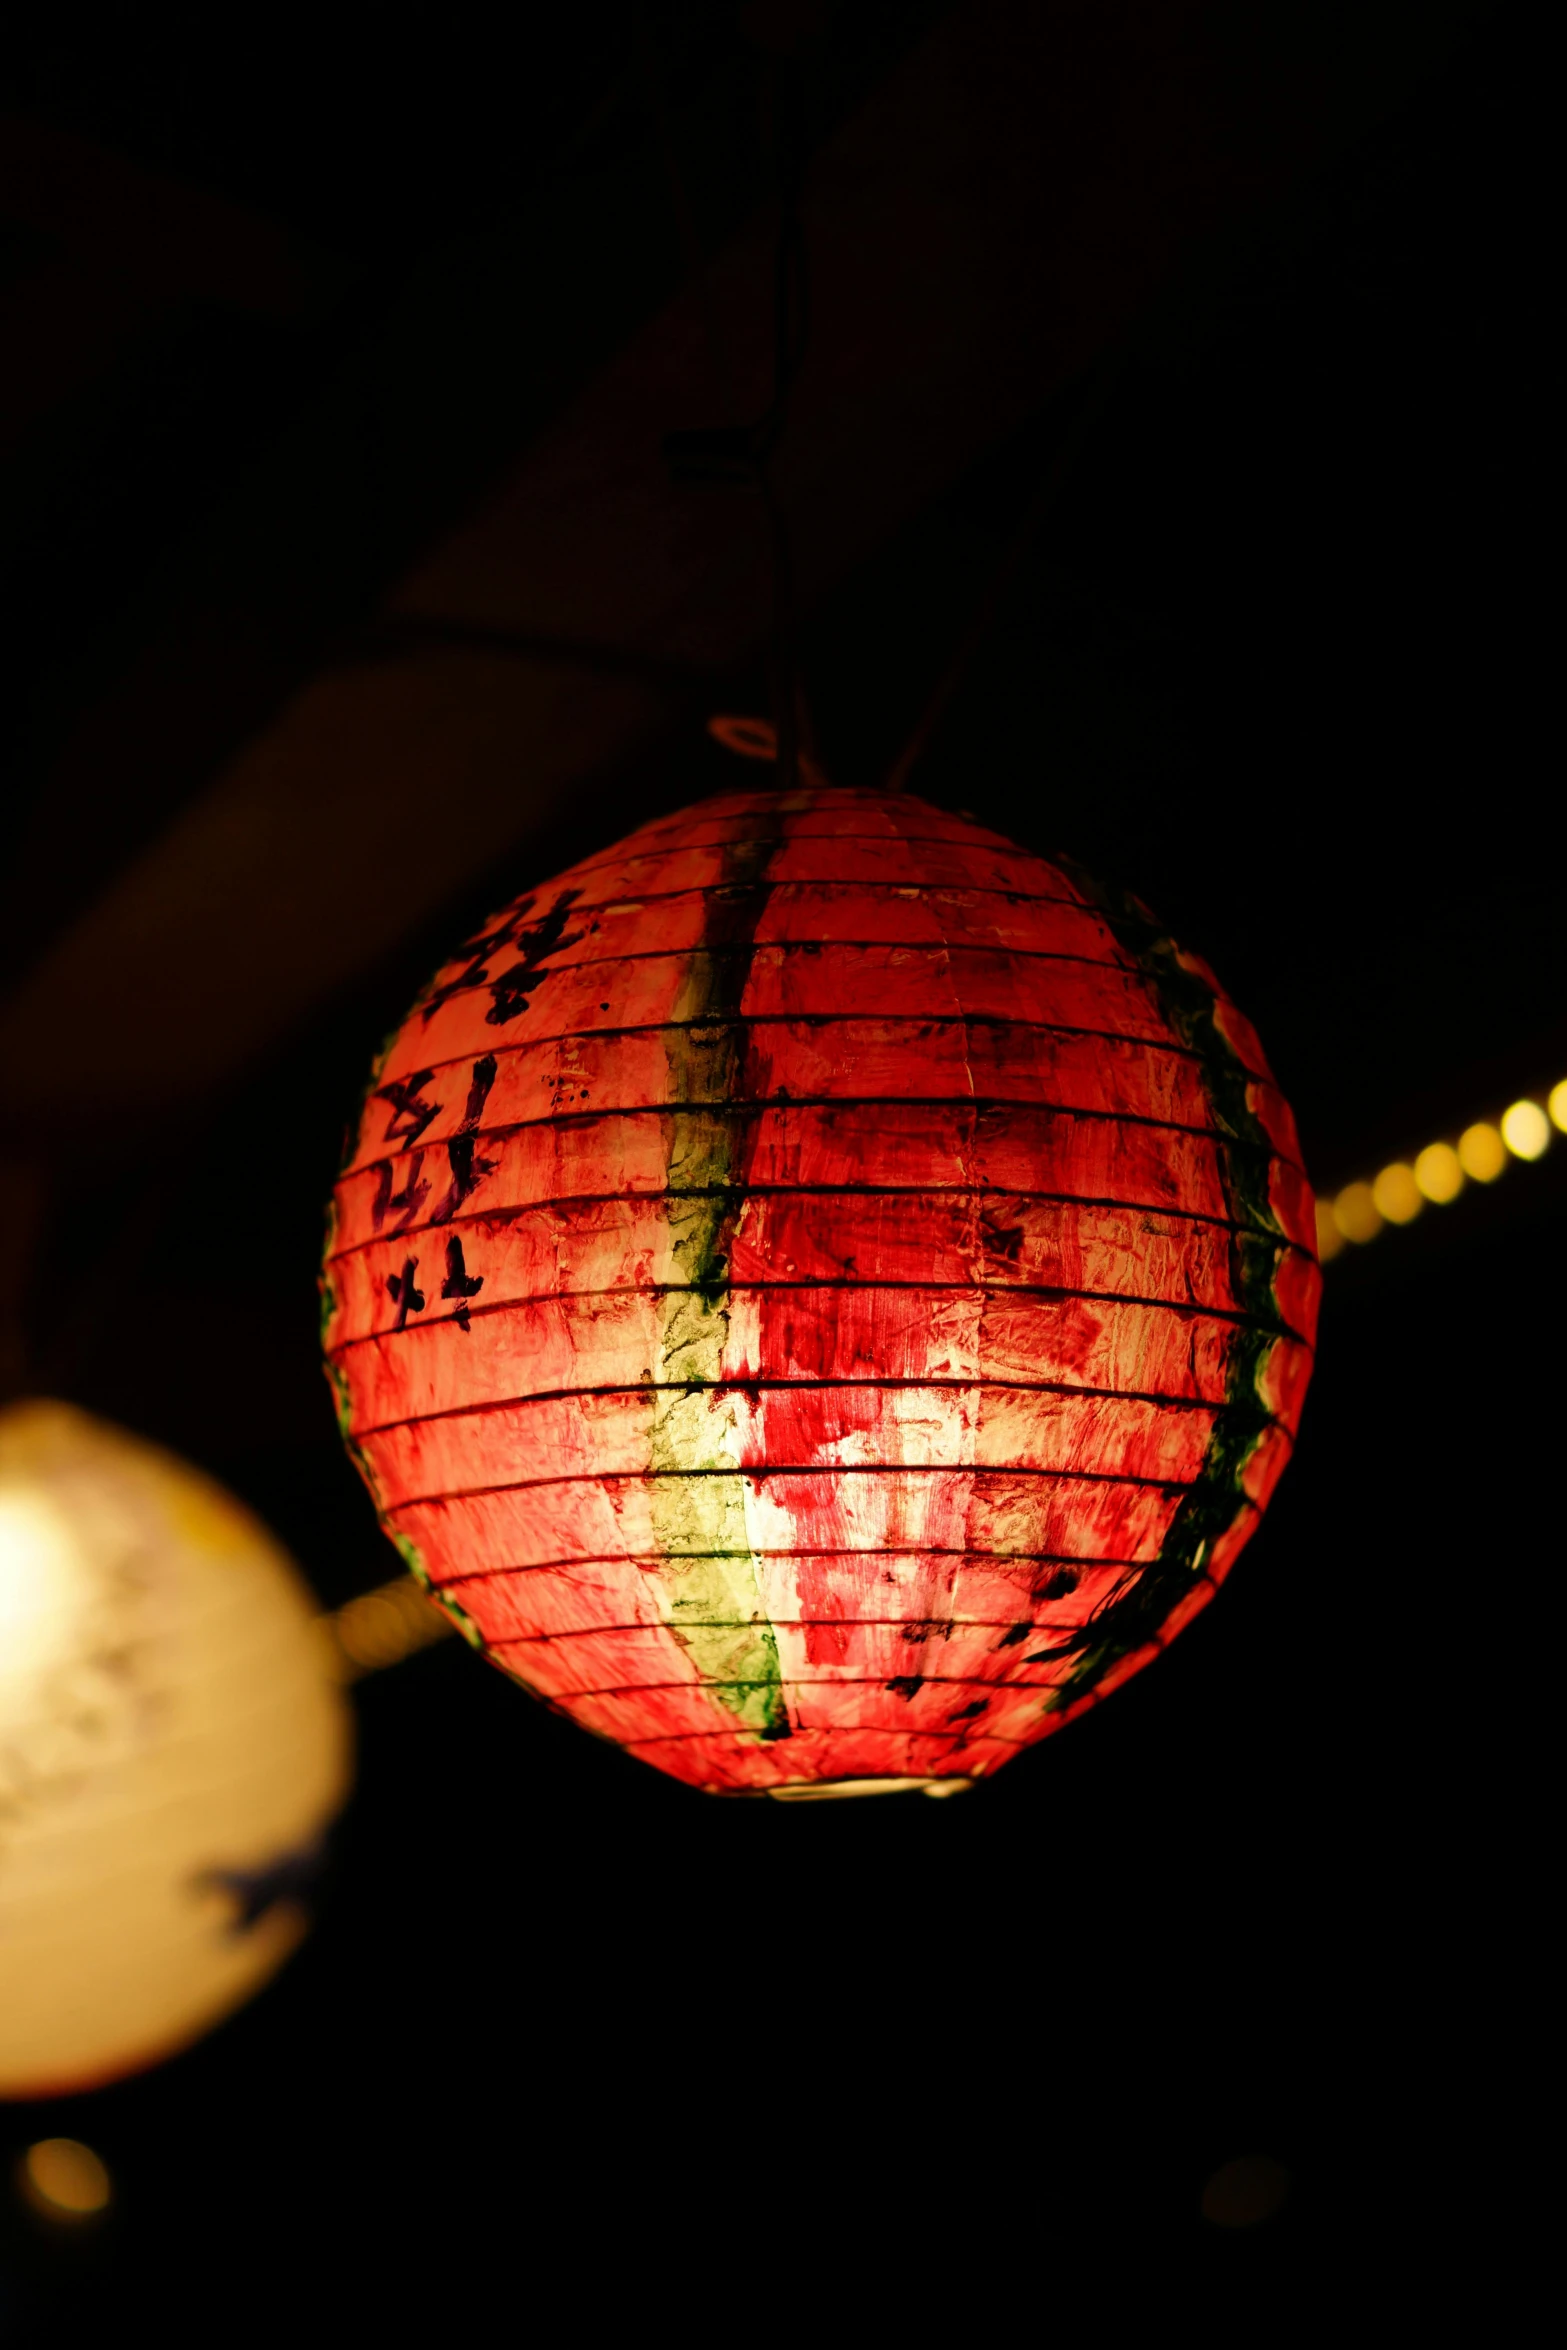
[663,51,814,790]
[766,55,812,792]
[883,358,1124,795]
[769,55,810,411]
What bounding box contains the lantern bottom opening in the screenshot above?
[760,1777,977,1803]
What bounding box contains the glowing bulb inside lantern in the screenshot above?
[0,1491,88,1690]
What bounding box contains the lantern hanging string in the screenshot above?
[662,50,815,791]
[882,357,1123,795]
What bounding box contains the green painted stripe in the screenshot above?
[650,829,791,1742]
[1042,860,1297,1706]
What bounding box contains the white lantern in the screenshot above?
[0,1401,352,2097]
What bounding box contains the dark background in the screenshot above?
[0,1,1554,2331]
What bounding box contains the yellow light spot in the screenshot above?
[0,1492,90,1688]
[1414,1142,1465,1205]
[1549,1079,1567,1134]
[327,1577,453,1681]
[1371,1163,1422,1226]
[1314,1198,1344,1261]
[1500,1100,1550,1161]
[20,2138,111,2218]
[334,1593,409,1672]
[1331,1182,1382,1244]
[1458,1122,1507,1182]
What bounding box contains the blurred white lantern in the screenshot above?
[0,1401,352,2097]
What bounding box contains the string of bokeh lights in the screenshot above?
[1314,1079,1567,1260]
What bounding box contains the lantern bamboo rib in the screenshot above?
[487,1617,1166,1640]
[324,784,1315,1791]
[327,1224,1312,1297]
[380,1461,1248,1508]
[345,1024,1287,1104]
[431,940,1141,981]
[326,1582,1215,1684]
[485,877,1092,919]
[434,1548,1199,1584]
[343,1079,1298,1136]
[327,1240,1314,1323]
[340,1097,1303,1173]
[327,1281,1308,1351]
[396,962,1268,1036]
[330,1277,1303,1325]
[367,1030,1285,1105]
[619,1728,1029,1748]
[327,1215,1314,1286]
[329,1280,1308,1346]
[562,830,1062,877]
[418,948,1156,998]
[535,1671,1108,1689]
[344,1377,1287,1446]
[406,1473,1266,1519]
[327,1182,1300,1243]
[527,1679,1118,1701]
[356,1055,1288,1140]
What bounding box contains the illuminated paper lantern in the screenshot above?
[324,786,1317,1796]
[0,1402,352,2095]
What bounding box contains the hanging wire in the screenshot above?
[882,358,1124,795]
[663,49,815,790]
[634,3,735,417]
[764,54,812,792]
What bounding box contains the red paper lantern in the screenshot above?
[323,785,1318,1796]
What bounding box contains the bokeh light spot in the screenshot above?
[1500,1100,1550,1161]
[1200,2153,1291,2229]
[20,2138,111,2218]
[334,1593,406,1672]
[1414,1142,1464,1204]
[1331,1182,1382,1244]
[1458,1123,1507,1182]
[327,1577,454,1681]
[1313,1198,1344,1261]
[1549,1079,1567,1135]
[1371,1163,1422,1225]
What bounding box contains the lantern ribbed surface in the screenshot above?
[323,786,1318,1795]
